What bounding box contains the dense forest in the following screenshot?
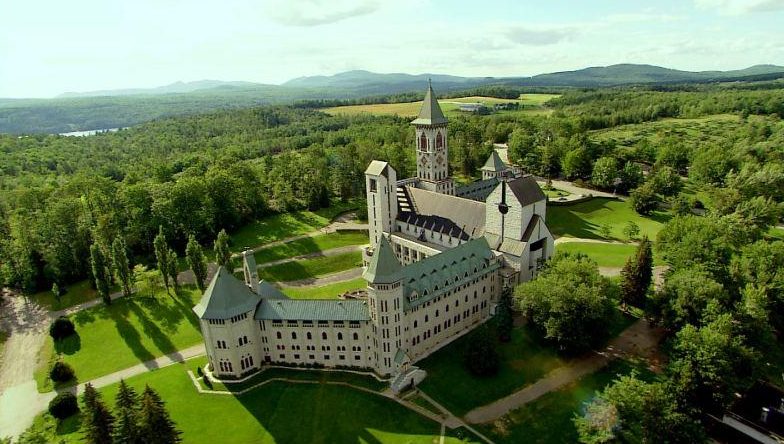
[1,81,783,300]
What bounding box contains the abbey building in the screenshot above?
[193,83,554,391]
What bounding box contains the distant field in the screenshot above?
[589,113,750,148]
[323,94,558,117]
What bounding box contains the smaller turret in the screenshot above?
[242,249,260,295]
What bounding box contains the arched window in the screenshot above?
[436,132,443,149]
[276,332,282,339]
[322,332,327,340]
[291,332,297,340]
[420,133,427,150]
[353,332,359,341]
[307,332,312,340]
[338,332,343,341]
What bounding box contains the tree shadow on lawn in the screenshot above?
[259,261,314,283]
[134,291,194,334]
[110,303,156,364]
[255,236,323,264]
[547,200,610,240]
[234,381,436,444]
[126,302,178,363]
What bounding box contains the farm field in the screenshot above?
[34,286,203,392]
[280,277,366,299]
[547,198,671,241]
[324,94,558,117]
[26,358,473,444]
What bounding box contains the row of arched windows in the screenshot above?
[276,331,360,341]
[418,132,444,150]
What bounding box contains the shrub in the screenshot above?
[196,366,203,377]
[50,361,75,383]
[49,316,75,341]
[48,392,79,420]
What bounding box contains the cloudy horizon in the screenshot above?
[2,0,784,98]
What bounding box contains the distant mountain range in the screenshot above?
[52,64,784,99]
[2,63,784,133]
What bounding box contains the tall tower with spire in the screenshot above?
[412,80,454,195]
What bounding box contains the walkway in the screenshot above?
[234,244,365,272]
[464,318,664,424]
[275,268,364,288]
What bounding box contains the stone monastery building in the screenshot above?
[193,83,555,391]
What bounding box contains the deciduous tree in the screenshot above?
[90,243,112,305]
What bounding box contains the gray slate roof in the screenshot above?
[405,187,486,238]
[255,299,370,321]
[507,176,546,207]
[363,236,402,284]
[411,83,448,126]
[193,266,263,320]
[481,150,507,172]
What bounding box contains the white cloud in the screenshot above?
[694,0,784,14]
[263,0,381,26]
[504,26,575,46]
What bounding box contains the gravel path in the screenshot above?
[464,318,665,424]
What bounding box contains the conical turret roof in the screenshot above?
[411,81,448,126]
[362,236,402,284]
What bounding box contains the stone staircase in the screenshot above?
[390,366,427,394]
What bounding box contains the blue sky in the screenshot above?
[1,0,783,97]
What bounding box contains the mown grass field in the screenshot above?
[229,200,361,251]
[253,231,368,264]
[556,242,663,268]
[280,277,367,299]
[27,357,476,444]
[547,197,671,241]
[324,94,558,118]
[34,286,202,392]
[258,251,363,283]
[478,359,657,444]
[32,279,114,312]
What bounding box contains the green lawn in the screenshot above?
[229,200,361,251]
[281,278,367,299]
[254,231,368,264]
[258,251,362,283]
[34,286,202,392]
[555,242,663,269]
[543,188,569,198]
[26,357,473,444]
[418,325,565,416]
[478,359,657,444]
[547,198,671,241]
[33,279,120,312]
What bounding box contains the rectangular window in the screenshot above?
[369,179,377,192]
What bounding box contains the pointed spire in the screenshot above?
[363,236,402,284]
[411,81,448,126]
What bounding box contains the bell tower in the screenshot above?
[412,80,454,195]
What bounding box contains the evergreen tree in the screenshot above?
[82,383,115,444]
[51,282,61,305]
[496,286,514,342]
[620,236,653,310]
[186,235,208,293]
[214,229,231,267]
[112,236,133,298]
[90,243,112,305]
[113,380,140,444]
[153,226,171,290]
[165,248,179,294]
[138,385,182,443]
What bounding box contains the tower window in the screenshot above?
[369,179,377,192]
[420,133,427,150]
[436,132,443,149]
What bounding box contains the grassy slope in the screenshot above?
[589,113,745,148]
[547,198,670,241]
[281,278,367,300]
[478,359,657,444]
[229,200,360,251]
[254,231,368,264]
[29,358,473,444]
[34,286,202,392]
[258,251,362,282]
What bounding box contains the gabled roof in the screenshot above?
[481,150,508,172]
[411,82,448,126]
[255,299,370,321]
[507,176,546,207]
[192,266,262,320]
[405,187,486,238]
[363,236,402,284]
